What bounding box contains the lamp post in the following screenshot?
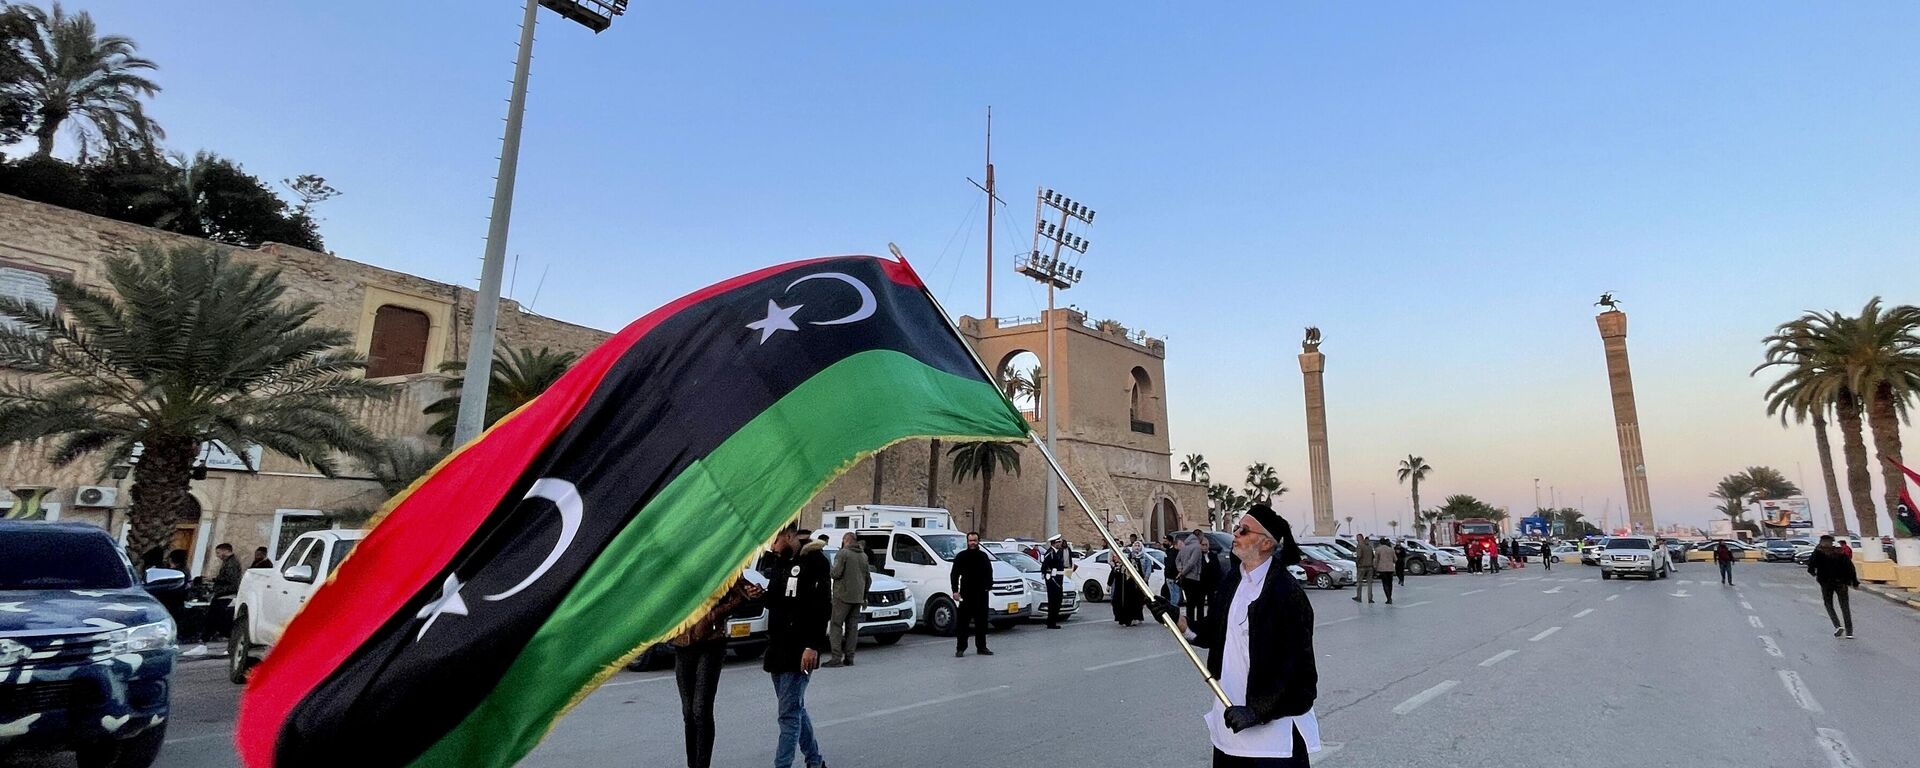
[1533,478,1541,512]
[1345,515,1354,536]
[454,0,629,445]
[1017,188,1093,538]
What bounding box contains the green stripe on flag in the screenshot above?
[413,349,1027,766]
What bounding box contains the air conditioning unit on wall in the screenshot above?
[74,485,118,508]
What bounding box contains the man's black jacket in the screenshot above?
[1190,556,1318,724]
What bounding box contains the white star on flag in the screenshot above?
[746,300,803,344]
[415,573,469,640]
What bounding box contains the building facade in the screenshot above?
[0,194,609,575]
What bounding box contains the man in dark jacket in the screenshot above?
[1807,535,1859,638]
[764,524,831,768]
[1172,504,1320,766]
[207,542,243,643]
[1042,534,1074,628]
[951,531,997,657]
[1714,541,1736,585]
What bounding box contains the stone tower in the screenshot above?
[1298,327,1335,535]
[1595,300,1655,533]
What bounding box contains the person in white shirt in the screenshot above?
[1172,503,1321,767]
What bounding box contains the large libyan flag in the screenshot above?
[236,255,1029,768]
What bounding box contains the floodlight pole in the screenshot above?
[455,0,541,446]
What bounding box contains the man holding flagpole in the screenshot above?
[1184,503,1321,767]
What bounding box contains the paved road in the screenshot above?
[11,560,1914,767]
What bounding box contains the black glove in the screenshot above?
[1223,705,1263,733]
[1147,596,1176,625]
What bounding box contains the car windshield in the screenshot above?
[1301,545,1345,562]
[923,533,969,561]
[1460,523,1496,535]
[1609,539,1652,550]
[0,528,134,590]
[993,551,1041,572]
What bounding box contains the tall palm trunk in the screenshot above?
[33,106,68,158]
[1833,390,1880,537]
[1409,479,1421,527]
[870,448,886,504]
[1810,411,1850,535]
[126,436,197,561]
[1867,382,1910,538]
[926,439,941,507]
[978,470,993,536]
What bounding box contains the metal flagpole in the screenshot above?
[888,244,1231,708]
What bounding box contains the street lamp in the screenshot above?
[1344,515,1354,536]
[454,0,629,445]
[1017,187,1095,539]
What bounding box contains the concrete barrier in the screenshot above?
[1858,558,1896,584]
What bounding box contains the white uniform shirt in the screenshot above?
[1205,558,1322,758]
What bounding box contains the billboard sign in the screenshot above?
[1754,497,1813,531]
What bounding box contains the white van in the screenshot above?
[854,527,1031,635]
[822,505,954,531]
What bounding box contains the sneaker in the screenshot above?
[822,658,843,668]
[955,650,965,658]
[844,658,855,666]
[978,648,995,656]
[1385,599,1393,605]
[1844,631,1854,639]
[1351,597,1360,603]
[1834,627,1844,637]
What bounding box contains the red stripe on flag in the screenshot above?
[237,255,876,767]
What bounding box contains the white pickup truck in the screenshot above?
[228,529,365,683]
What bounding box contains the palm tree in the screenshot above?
[1244,462,1284,503]
[1821,299,1920,538]
[424,346,579,447]
[1739,466,1801,501]
[925,438,941,508]
[1397,455,1434,524]
[12,2,163,158]
[1415,508,1445,543]
[0,242,393,558]
[1207,483,1250,529]
[948,441,1020,535]
[1553,508,1587,537]
[1757,324,1852,534]
[1180,453,1210,484]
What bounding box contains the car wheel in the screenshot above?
[75,723,166,768]
[228,617,254,685]
[1601,571,1611,580]
[1659,565,1670,579]
[1312,573,1334,590]
[928,596,957,636]
[1082,580,1104,603]
[1408,560,1428,576]
[874,633,904,646]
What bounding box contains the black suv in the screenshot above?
[1,522,180,767]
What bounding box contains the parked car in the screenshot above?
[626,567,774,671]
[1297,545,1357,588]
[1,521,179,768]
[853,528,1030,634]
[988,548,1079,622]
[1073,548,1167,603]
[1760,539,1799,562]
[1547,543,1581,563]
[229,529,365,683]
[1581,538,1612,565]
[1600,536,1671,580]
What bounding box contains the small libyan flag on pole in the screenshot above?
[236,255,1030,768]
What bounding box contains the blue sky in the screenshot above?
[67,1,1920,532]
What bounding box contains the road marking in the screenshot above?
[165,732,230,745]
[1778,670,1823,712]
[1670,590,1691,598]
[1391,680,1459,714]
[1085,650,1179,671]
[817,685,1011,727]
[1815,728,1861,768]
[1400,600,1433,608]
[1750,615,1765,628]
[1529,626,1562,642]
[1606,594,1620,601]
[1741,601,1753,610]
[1573,608,1594,618]
[1315,615,1358,628]
[1581,578,1597,583]
[1478,649,1519,667]
[1542,586,1563,594]
[1759,635,1783,658]
[1461,589,1486,595]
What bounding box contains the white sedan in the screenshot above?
[1074,549,1167,602]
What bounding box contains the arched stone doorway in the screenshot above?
[1149,496,1180,540]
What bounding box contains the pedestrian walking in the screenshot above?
[1111,544,1148,626]
[1541,539,1553,572]
[1807,535,1858,638]
[1351,532,1376,603]
[1393,541,1407,587]
[1042,534,1073,628]
[671,575,764,768]
[1489,541,1502,573]
[1165,534,1185,614]
[1714,541,1736,585]
[1178,528,1208,627]
[1177,503,1321,766]
[952,532,996,656]
[764,524,831,768]
[1373,538,1396,604]
[825,532,869,667]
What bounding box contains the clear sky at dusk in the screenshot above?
[65,1,1920,533]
